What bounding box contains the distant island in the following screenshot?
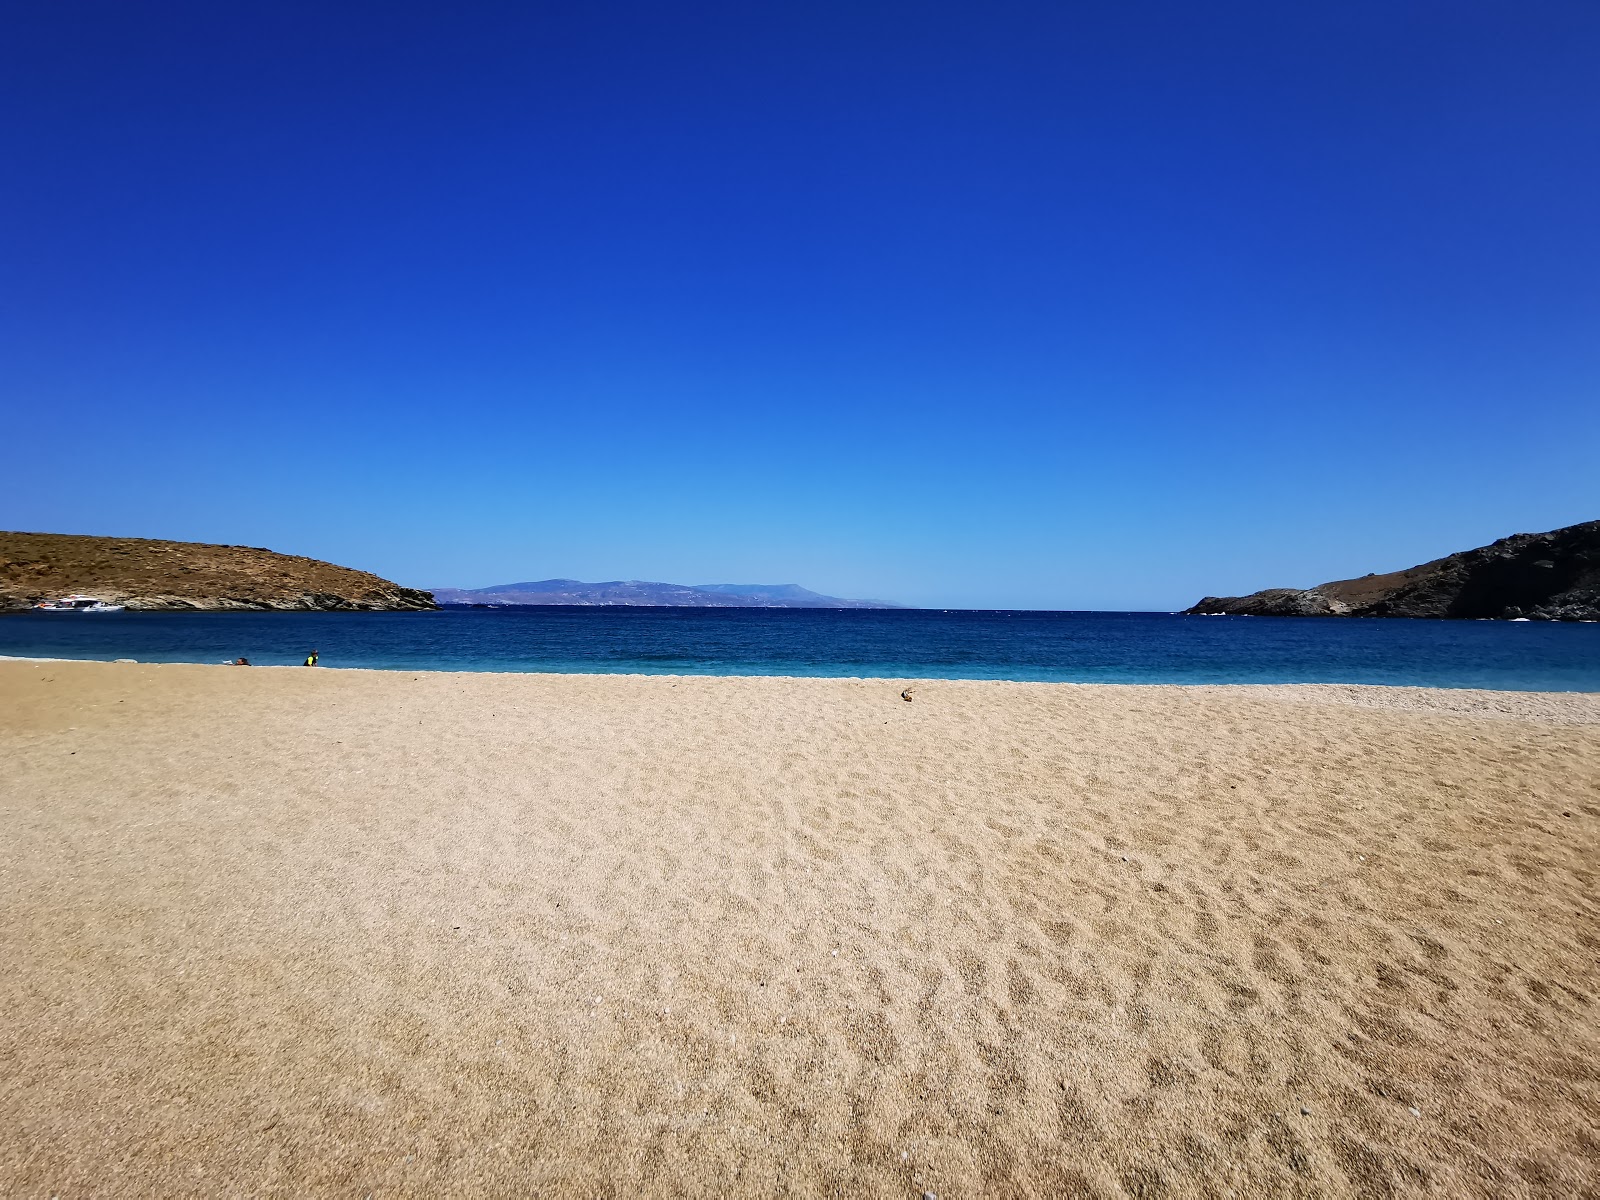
[431,580,900,609]
[1187,519,1599,621]
[0,532,436,612]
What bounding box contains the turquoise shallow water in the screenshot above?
[2,607,1598,690]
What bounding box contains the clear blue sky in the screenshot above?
[4,2,1596,609]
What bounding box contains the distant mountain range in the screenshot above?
[430,579,901,609]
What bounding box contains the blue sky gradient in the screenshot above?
[4,1,1596,608]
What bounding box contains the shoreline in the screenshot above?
[3,653,1600,707]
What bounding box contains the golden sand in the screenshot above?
[1,660,1597,1196]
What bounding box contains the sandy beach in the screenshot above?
[1,660,1596,1196]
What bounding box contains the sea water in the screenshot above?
[1,607,1598,691]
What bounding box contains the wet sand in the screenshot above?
[1,660,1597,1196]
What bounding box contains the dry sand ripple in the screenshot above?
[1,662,1597,1196]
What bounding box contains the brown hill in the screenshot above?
[1186,519,1600,620]
[0,532,436,613]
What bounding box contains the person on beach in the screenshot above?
[303,649,318,667]
[231,657,251,666]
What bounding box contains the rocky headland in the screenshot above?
[1187,519,1599,621]
[0,532,436,612]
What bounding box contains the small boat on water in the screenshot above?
[33,594,126,613]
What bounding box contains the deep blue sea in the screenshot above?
[2,607,1598,690]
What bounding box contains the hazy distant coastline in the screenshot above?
[430,579,901,609]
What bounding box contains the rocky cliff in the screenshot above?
[0,532,437,613]
[1186,520,1600,621]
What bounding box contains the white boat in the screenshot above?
[34,594,126,613]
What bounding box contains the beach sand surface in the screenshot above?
[1,661,1597,1196]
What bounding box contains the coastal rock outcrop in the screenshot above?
[1187,519,1600,621]
[0,532,437,612]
